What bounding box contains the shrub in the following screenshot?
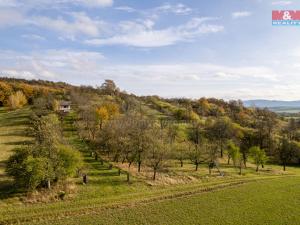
[8,91,27,109]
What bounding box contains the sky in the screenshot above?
[1,0,300,100]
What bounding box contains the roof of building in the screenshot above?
[60,101,71,106]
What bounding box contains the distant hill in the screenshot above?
[244,100,300,108]
[243,100,300,113]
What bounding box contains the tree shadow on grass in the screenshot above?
[0,130,29,137]
[0,120,30,127]
[0,161,23,200]
[89,171,121,177]
[3,140,34,146]
[86,177,127,186]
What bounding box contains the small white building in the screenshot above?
[59,101,71,113]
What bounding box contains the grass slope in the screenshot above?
[1,110,300,224]
[40,176,300,225]
[0,107,32,196]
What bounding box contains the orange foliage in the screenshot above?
[0,81,13,105]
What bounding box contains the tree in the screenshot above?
[57,144,84,177]
[96,106,109,129]
[253,109,278,155]
[226,140,240,165]
[7,91,27,109]
[97,119,120,161]
[104,102,120,118]
[284,118,299,141]
[226,141,243,174]
[31,114,62,146]
[96,102,119,129]
[0,81,12,106]
[147,130,169,180]
[131,118,153,172]
[189,143,203,171]
[18,83,34,102]
[174,141,189,167]
[206,142,219,175]
[99,80,119,95]
[278,138,299,171]
[79,106,100,142]
[32,97,50,116]
[249,146,267,172]
[240,129,255,168]
[6,144,83,190]
[197,97,210,116]
[52,99,60,112]
[207,117,234,158]
[7,114,83,191]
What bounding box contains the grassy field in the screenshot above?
[38,176,300,225]
[0,107,32,198]
[1,109,300,224]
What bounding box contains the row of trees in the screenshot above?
[75,104,272,179]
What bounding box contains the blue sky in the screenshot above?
[1,0,300,100]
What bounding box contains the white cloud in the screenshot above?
[232,11,252,19]
[0,50,105,81]
[155,3,192,15]
[21,34,46,41]
[85,17,224,47]
[115,6,136,13]
[0,9,23,28]
[99,64,278,82]
[2,49,300,100]
[0,70,36,79]
[30,12,106,38]
[74,0,113,7]
[0,0,20,7]
[0,0,113,9]
[272,1,292,5]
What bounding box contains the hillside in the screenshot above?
[1,78,300,225]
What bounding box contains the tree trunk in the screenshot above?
[113,154,119,162]
[127,172,130,183]
[153,168,157,180]
[256,165,259,172]
[227,157,230,165]
[47,180,51,189]
[180,160,183,167]
[243,153,247,168]
[195,163,199,171]
[220,142,223,158]
[283,163,286,171]
[118,169,121,176]
[138,161,141,172]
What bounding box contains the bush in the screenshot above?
[6,144,83,191]
[7,91,27,109]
